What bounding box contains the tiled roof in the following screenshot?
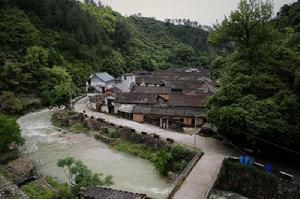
[79,187,147,199]
[94,72,114,82]
[151,69,211,77]
[133,106,204,117]
[131,85,171,94]
[168,94,210,108]
[166,80,217,93]
[136,71,213,85]
[115,93,158,104]
[109,87,121,93]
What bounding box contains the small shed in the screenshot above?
[118,104,134,119]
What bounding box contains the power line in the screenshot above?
[209,119,300,157]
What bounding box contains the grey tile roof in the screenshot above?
[168,94,210,108]
[131,85,171,94]
[115,93,158,104]
[133,106,204,117]
[79,187,147,199]
[95,72,114,82]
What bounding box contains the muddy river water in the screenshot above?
[17,109,171,199]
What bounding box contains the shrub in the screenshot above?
[0,113,24,154]
[108,128,119,138]
[21,181,55,199]
[46,176,73,198]
[0,149,20,164]
[70,122,88,133]
[153,150,172,175]
[113,141,156,161]
[170,144,196,161]
[172,159,188,173]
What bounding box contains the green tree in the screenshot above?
[0,91,22,114]
[207,0,300,152]
[171,44,195,67]
[0,7,39,52]
[153,150,172,175]
[40,66,73,105]
[0,113,24,153]
[209,0,274,50]
[57,157,113,194]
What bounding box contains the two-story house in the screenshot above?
[86,72,115,95]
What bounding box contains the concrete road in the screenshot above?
[74,97,236,199]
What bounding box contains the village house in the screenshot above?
[86,72,115,95]
[112,91,208,131]
[88,68,216,131]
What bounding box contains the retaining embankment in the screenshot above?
[213,159,300,199]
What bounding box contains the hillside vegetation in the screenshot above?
[0,0,213,111]
[207,0,300,154]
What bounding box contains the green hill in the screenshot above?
[0,0,213,110]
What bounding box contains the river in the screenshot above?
[17,109,171,199]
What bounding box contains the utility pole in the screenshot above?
[69,88,73,109]
[194,115,197,148]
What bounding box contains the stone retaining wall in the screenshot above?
[54,111,171,151]
[167,152,204,199]
[213,159,300,199]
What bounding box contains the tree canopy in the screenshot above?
[207,0,300,153]
[0,113,24,153]
[57,157,113,194]
[0,0,214,112]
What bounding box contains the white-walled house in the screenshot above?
[86,72,115,94]
[115,73,136,92]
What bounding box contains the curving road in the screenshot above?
[74,97,237,199]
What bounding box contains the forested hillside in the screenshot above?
[0,0,213,111]
[207,0,300,154]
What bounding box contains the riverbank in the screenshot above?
[212,159,300,199]
[18,109,171,199]
[52,109,201,179]
[0,157,72,199]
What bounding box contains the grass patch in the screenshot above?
[46,176,73,198]
[21,177,73,199]
[0,149,20,164]
[112,141,157,162]
[70,122,88,133]
[51,116,64,128]
[110,140,199,176]
[21,180,56,199]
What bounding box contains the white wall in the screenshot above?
[115,75,136,92]
[87,75,115,93]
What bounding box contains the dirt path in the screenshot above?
[74,97,237,199]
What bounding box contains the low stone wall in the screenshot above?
[166,152,204,199]
[213,159,300,199]
[85,118,171,151]
[53,111,171,151]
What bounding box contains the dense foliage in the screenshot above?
[0,113,23,154]
[57,157,113,195]
[207,0,300,153]
[0,0,212,110]
[154,144,197,175]
[112,140,197,176]
[21,177,73,199]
